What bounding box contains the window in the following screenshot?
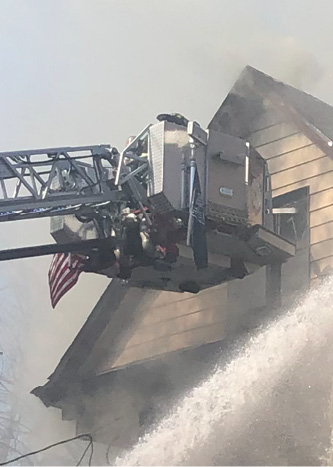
[273,187,309,249]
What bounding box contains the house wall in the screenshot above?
[77,104,326,376]
[84,260,301,376]
[44,75,333,459]
[246,102,333,280]
[87,282,229,374]
[97,266,271,373]
[69,338,232,454]
[86,105,322,375]
[55,97,333,455]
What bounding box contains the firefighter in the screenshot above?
[150,215,185,265]
[116,212,145,279]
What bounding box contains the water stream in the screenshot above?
[115,277,333,466]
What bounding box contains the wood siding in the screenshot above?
[248,106,333,279]
[95,285,228,373]
[94,268,270,373]
[88,100,333,375]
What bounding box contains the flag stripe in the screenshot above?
[50,263,82,308]
[49,255,69,294]
[51,260,77,299]
[50,255,75,296]
[51,269,81,308]
[49,253,67,284]
[48,253,85,308]
[48,253,63,281]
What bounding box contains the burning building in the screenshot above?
[32,66,333,458]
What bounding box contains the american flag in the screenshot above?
[48,253,85,308]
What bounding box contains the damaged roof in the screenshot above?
[209,65,333,150]
[31,279,128,407]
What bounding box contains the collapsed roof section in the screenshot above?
[209,65,333,158]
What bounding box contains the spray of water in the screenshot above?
[115,277,333,466]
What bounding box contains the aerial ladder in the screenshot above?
[0,114,295,295]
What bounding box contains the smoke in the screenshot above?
[0,0,333,464]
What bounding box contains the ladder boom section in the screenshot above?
[0,237,115,262]
[0,145,121,222]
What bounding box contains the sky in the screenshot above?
[1,0,333,153]
[1,0,333,458]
